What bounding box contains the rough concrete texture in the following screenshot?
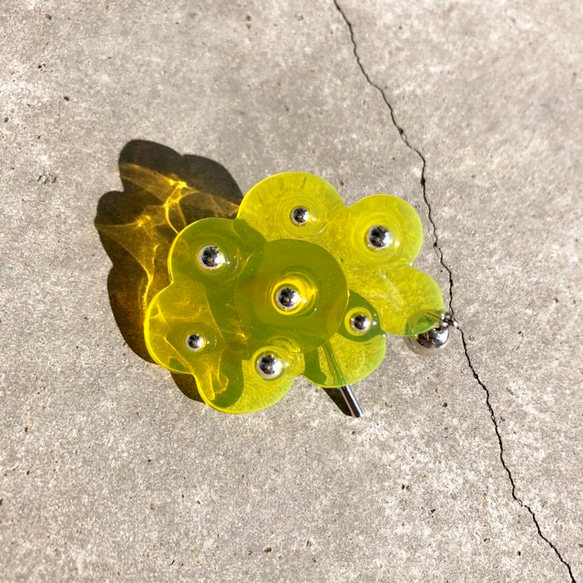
[1,1,581,581]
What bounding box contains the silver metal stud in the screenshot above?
[291,206,310,225]
[275,286,302,311]
[403,312,459,355]
[350,313,371,333]
[404,326,450,355]
[198,245,225,270]
[367,225,392,249]
[185,333,206,351]
[256,353,284,379]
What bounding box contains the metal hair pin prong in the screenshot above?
[340,385,363,418]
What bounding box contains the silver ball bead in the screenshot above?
[198,245,225,270]
[403,325,451,355]
[275,286,302,311]
[350,313,371,333]
[185,333,206,352]
[291,206,310,225]
[367,225,392,249]
[256,353,284,379]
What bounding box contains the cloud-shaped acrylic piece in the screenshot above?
[144,172,444,413]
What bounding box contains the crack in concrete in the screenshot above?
[460,333,577,582]
[332,1,576,581]
[332,0,453,306]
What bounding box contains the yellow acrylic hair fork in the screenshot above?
[144,172,457,415]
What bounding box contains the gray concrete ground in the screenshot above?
[1,1,581,581]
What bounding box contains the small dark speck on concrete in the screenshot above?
[518,550,522,556]
[263,546,272,553]
[24,426,28,433]
[63,96,70,101]
[37,174,57,185]
[3,117,8,122]
[442,402,448,407]
[0,498,3,505]
[45,14,52,20]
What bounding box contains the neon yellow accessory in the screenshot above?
[144,172,444,413]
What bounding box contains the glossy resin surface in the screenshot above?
[145,172,444,413]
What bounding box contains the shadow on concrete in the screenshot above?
[322,388,353,416]
[95,140,242,403]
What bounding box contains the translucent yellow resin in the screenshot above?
[144,172,444,413]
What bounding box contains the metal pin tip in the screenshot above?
[340,385,363,418]
[441,312,459,329]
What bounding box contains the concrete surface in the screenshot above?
[1,1,581,581]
